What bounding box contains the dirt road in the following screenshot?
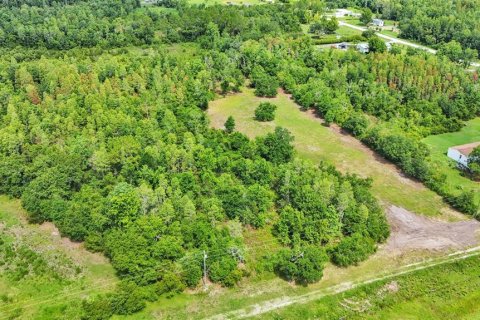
[207,245,480,319]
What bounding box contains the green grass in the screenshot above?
[0,196,117,320]
[423,118,480,199]
[207,88,459,219]
[336,25,362,37]
[258,253,480,319]
[379,29,400,38]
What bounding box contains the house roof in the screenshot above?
[450,142,480,156]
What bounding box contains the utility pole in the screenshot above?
[203,250,208,290]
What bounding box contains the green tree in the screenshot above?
[257,127,295,164]
[105,183,141,227]
[468,146,480,180]
[360,8,373,25]
[224,116,235,133]
[254,102,277,122]
[368,36,387,53]
[273,246,328,284]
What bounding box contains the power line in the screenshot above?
[0,237,283,314]
[2,246,480,320]
[4,238,478,318]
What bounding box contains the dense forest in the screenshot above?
[0,0,478,318]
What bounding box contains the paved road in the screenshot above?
[338,21,480,68]
[339,21,437,53]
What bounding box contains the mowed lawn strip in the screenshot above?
[208,88,458,218]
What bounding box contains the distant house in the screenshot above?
[335,42,350,50]
[335,9,353,17]
[372,19,385,27]
[447,142,480,168]
[356,42,369,53]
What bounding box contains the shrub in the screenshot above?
[110,281,147,315]
[254,102,277,122]
[273,246,329,284]
[81,296,113,320]
[331,233,376,267]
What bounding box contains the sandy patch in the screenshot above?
[384,205,480,253]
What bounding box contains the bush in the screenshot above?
[110,281,147,315]
[209,256,241,287]
[81,296,113,320]
[251,66,279,97]
[342,113,370,137]
[156,272,186,298]
[331,233,376,267]
[254,102,277,122]
[273,246,329,284]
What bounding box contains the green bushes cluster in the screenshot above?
[255,102,277,122]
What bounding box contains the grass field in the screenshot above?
[207,88,459,219]
[258,253,480,319]
[0,196,117,320]
[423,118,480,199]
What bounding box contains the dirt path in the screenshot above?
[206,245,480,319]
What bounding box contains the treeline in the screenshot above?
[0,0,87,7]
[0,0,318,50]
[0,0,149,49]
[239,37,479,215]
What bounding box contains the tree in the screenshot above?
[251,66,279,97]
[224,116,235,133]
[105,183,141,227]
[273,246,328,284]
[360,8,373,25]
[257,127,295,164]
[438,40,463,63]
[110,281,146,315]
[468,146,480,180]
[331,233,376,267]
[309,17,338,36]
[254,102,277,122]
[368,36,387,53]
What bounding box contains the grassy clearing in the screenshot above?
[207,88,458,219]
[0,196,117,320]
[258,253,480,319]
[423,118,480,200]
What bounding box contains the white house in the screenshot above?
[447,142,480,168]
[372,19,385,27]
[356,42,369,53]
[335,9,353,17]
